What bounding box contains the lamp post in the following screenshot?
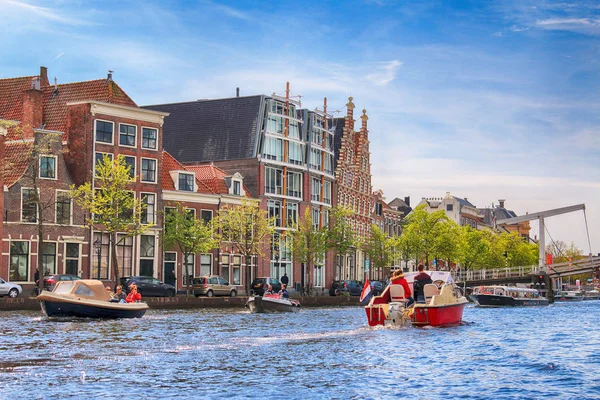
[93,237,102,280]
[275,253,280,279]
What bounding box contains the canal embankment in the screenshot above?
[0,295,361,311]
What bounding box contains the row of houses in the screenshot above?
[0,67,411,292]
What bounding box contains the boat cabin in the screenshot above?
[472,286,541,299]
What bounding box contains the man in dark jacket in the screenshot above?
[281,273,289,286]
[413,264,432,303]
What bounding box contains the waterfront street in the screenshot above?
[1,302,599,399]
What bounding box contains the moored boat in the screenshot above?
[246,294,301,313]
[37,279,148,319]
[365,271,468,327]
[471,286,549,307]
[554,290,584,302]
[583,289,600,300]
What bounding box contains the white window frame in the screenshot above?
[64,242,81,276]
[94,152,114,178]
[94,119,114,145]
[141,126,158,150]
[118,123,137,148]
[123,155,137,182]
[287,171,302,199]
[200,209,213,224]
[178,172,195,191]
[200,253,212,276]
[20,187,38,223]
[232,180,241,195]
[9,240,31,282]
[140,157,158,184]
[140,192,156,225]
[55,189,73,225]
[139,233,158,278]
[39,155,57,180]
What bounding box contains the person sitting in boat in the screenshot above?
[264,284,274,295]
[391,270,414,306]
[413,264,432,303]
[114,285,127,302]
[126,284,142,303]
[106,286,115,298]
[279,284,289,299]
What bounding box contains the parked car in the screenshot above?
[371,280,386,296]
[120,276,176,297]
[329,280,363,296]
[192,276,237,297]
[43,274,81,291]
[251,277,282,296]
[0,278,23,298]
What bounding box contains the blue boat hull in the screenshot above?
[473,294,549,307]
[41,300,147,319]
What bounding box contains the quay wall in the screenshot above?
[0,295,361,312]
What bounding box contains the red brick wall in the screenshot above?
[21,88,43,138]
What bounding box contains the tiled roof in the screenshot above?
[43,79,137,133]
[0,75,39,122]
[186,164,253,197]
[143,95,264,163]
[1,141,34,188]
[453,196,476,208]
[161,151,214,194]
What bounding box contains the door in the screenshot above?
[140,260,154,277]
[163,252,176,287]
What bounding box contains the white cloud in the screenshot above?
[365,60,403,86]
[1,0,94,26]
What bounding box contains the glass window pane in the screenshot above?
[95,120,113,143]
[142,127,157,149]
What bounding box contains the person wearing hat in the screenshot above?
[391,270,413,306]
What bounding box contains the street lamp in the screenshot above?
[93,237,102,280]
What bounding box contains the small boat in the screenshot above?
[554,290,584,302]
[471,285,549,307]
[365,271,468,327]
[37,279,148,319]
[583,289,600,300]
[246,294,301,313]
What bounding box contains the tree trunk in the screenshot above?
[245,255,252,296]
[183,255,190,297]
[111,232,120,288]
[37,202,44,294]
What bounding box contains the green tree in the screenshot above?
[327,206,357,280]
[399,205,452,266]
[216,199,274,296]
[71,154,150,286]
[289,208,329,295]
[456,226,491,270]
[363,224,396,279]
[163,203,219,296]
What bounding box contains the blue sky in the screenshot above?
[2,0,599,254]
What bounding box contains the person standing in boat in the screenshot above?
[391,270,413,306]
[279,284,289,299]
[413,264,432,303]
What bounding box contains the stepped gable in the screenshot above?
[332,117,345,168]
[43,79,137,134]
[186,164,252,197]
[161,151,214,194]
[143,95,264,163]
[1,141,34,188]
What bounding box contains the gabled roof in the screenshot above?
[453,196,475,208]
[161,151,214,194]
[43,79,137,133]
[187,164,252,197]
[389,197,410,209]
[0,75,38,122]
[1,141,34,188]
[143,95,264,163]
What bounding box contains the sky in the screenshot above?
[1,0,599,254]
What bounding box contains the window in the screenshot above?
[141,193,156,224]
[266,113,285,134]
[286,203,298,228]
[119,124,137,147]
[65,243,80,275]
[310,148,322,170]
[95,152,113,176]
[288,142,303,165]
[117,234,133,278]
[221,254,230,282]
[262,136,283,161]
[118,192,135,220]
[56,190,71,225]
[288,120,300,139]
[92,232,110,280]
[185,208,196,220]
[95,120,113,144]
[142,127,157,149]
[446,204,453,212]
[323,181,332,205]
[21,188,37,222]
[324,154,333,175]
[265,167,283,195]
[200,254,212,276]
[268,200,282,227]
[183,253,195,285]
[141,158,157,183]
[311,178,321,202]
[376,203,383,216]
[124,156,136,180]
[201,210,213,224]
[233,180,241,195]
[140,235,155,277]
[9,241,29,281]
[287,171,302,198]
[39,156,56,179]
[312,208,320,229]
[178,173,194,191]
[233,255,241,285]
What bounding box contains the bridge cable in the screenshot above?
[583,208,594,264]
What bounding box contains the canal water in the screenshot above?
[0,301,599,399]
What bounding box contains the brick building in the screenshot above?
[145,85,336,291]
[0,67,168,287]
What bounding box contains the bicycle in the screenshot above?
[301,284,317,297]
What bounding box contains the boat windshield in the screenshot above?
[54,281,75,294]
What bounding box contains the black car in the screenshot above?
[371,280,386,296]
[120,276,176,297]
[251,277,282,296]
[43,274,81,291]
[329,280,363,296]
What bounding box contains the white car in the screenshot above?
[0,278,23,298]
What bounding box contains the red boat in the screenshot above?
[365,271,468,327]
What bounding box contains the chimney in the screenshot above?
[499,199,505,208]
[40,66,49,87]
[236,87,240,97]
[464,197,468,202]
[22,82,43,138]
[404,196,410,207]
[107,70,113,81]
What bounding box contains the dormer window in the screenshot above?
[227,172,245,196]
[39,155,56,179]
[233,181,241,195]
[178,173,194,191]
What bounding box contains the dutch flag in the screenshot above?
[360,278,372,303]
